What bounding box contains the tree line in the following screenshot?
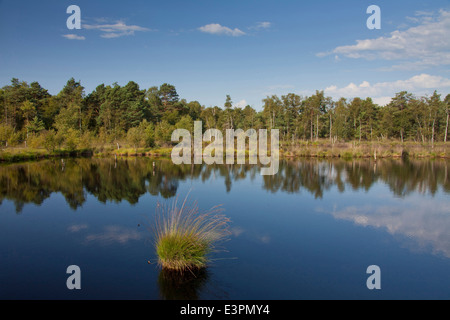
[1,77,449,151]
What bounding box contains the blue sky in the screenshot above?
[0,0,449,109]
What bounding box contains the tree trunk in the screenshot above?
[445,112,449,143]
[359,118,361,143]
[316,114,319,141]
[230,109,234,129]
[416,116,425,143]
[4,101,7,126]
[329,113,332,143]
[272,110,275,130]
[431,118,435,149]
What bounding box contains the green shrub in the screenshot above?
[342,151,353,160]
[65,129,80,152]
[27,133,45,149]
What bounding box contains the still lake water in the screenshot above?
[0,157,449,300]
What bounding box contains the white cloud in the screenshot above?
[83,20,151,38]
[415,10,434,17]
[319,9,450,70]
[198,23,246,37]
[372,96,393,106]
[249,21,272,30]
[324,74,450,105]
[256,21,271,29]
[233,99,248,109]
[63,34,85,40]
[267,84,294,91]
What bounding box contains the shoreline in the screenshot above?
[1,141,449,163]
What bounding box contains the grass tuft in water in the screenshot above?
[154,195,230,273]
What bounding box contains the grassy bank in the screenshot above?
[110,147,173,158]
[87,140,450,160]
[280,140,449,160]
[100,140,450,160]
[1,140,449,162]
[0,147,93,163]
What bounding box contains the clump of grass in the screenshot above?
[154,195,230,273]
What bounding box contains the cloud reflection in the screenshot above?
[323,198,450,258]
[84,225,142,245]
[230,226,271,244]
[67,224,88,232]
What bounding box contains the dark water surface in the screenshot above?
[0,157,449,300]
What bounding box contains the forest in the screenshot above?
[0,77,449,158]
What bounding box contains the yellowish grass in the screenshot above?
[153,194,230,273]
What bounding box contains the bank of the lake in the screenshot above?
[1,140,449,163]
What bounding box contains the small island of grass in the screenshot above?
[153,196,230,273]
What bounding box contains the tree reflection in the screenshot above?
[0,157,448,213]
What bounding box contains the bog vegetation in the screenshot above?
[0,78,449,160]
[154,195,230,272]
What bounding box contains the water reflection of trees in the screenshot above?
[0,158,448,213]
[263,159,449,198]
